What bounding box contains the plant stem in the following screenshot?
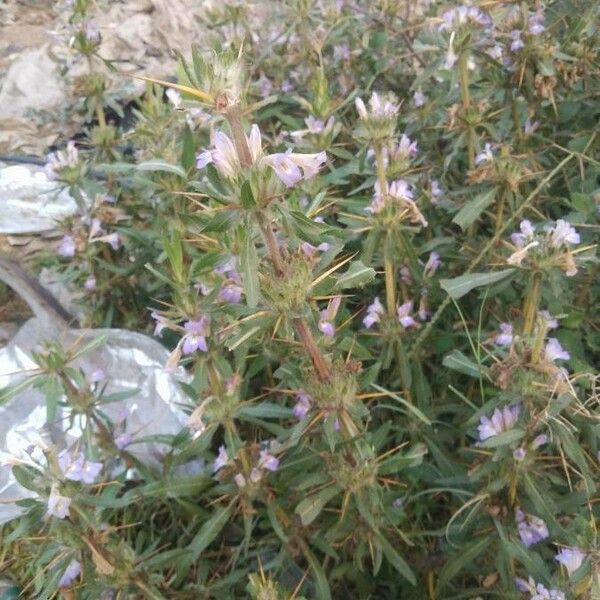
[522,271,542,337]
[257,213,285,276]
[293,318,332,382]
[495,187,506,235]
[374,144,397,316]
[458,52,475,170]
[95,99,106,128]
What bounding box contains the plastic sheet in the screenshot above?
[0,318,190,525]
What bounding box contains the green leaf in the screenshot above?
[371,384,431,425]
[452,189,495,230]
[0,375,40,407]
[334,260,376,290]
[295,485,339,526]
[478,428,524,448]
[238,226,260,307]
[188,500,235,556]
[436,537,490,593]
[442,350,487,378]
[137,160,186,178]
[375,533,416,585]
[302,546,332,600]
[440,269,515,299]
[240,180,257,209]
[181,125,196,172]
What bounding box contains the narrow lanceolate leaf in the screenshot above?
[436,537,490,593]
[376,533,416,585]
[302,546,332,600]
[334,260,376,290]
[188,501,235,556]
[452,189,496,230]
[295,485,339,526]
[137,160,187,178]
[440,269,515,299]
[442,350,488,378]
[239,226,260,307]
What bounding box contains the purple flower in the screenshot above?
[477,404,521,441]
[45,141,79,180]
[84,276,96,292]
[413,91,426,107]
[84,21,101,43]
[258,449,279,472]
[528,12,545,35]
[513,447,526,461]
[281,79,294,93]
[250,467,262,483]
[90,368,106,383]
[182,317,210,354]
[267,149,327,186]
[234,473,247,488]
[355,92,399,121]
[47,485,71,519]
[196,150,212,169]
[475,143,494,165]
[300,241,330,257]
[516,508,549,547]
[305,115,325,134]
[555,547,585,576]
[510,30,525,52]
[423,252,441,277]
[58,451,102,484]
[495,323,514,346]
[363,297,385,328]
[115,432,133,450]
[544,338,570,362]
[218,283,243,304]
[515,577,565,599]
[151,311,167,337]
[58,559,81,587]
[511,220,535,247]
[540,311,558,329]
[430,179,443,204]
[293,390,312,420]
[532,434,548,449]
[549,219,580,248]
[397,301,417,329]
[58,235,76,257]
[318,296,341,338]
[213,445,229,473]
[104,232,121,250]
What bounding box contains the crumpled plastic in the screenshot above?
[0,318,190,525]
[0,164,80,234]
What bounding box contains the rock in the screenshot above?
[0,164,80,234]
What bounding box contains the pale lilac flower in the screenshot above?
[555,547,585,576]
[84,21,101,43]
[305,115,325,134]
[45,141,79,180]
[281,79,294,93]
[515,577,565,600]
[511,220,535,247]
[397,301,417,329]
[488,45,503,60]
[213,445,229,473]
[90,368,106,383]
[115,432,133,450]
[544,338,570,362]
[413,91,426,107]
[418,289,430,321]
[318,296,341,338]
[300,241,330,257]
[363,297,385,328]
[59,559,81,587]
[392,497,404,510]
[218,283,243,304]
[88,217,104,238]
[267,149,327,186]
[400,265,411,284]
[257,73,273,98]
[84,276,96,292]
[438,6,491,31]
[396,134,418,158]
[151,311,167,337]
[423,252,441,277]
[531,434,548,449]
[513,447,526,461]
[540,310,558,329]
[103,232,121,250]
[430,179,443,204]
[234,473,247,487]
[475,142,494,165]
[524,119,540,135]
[549,219,580,248]
[250,467,262,483]
[495,323,514,346]
[58,235,76,257]
[510,30,525,52]
[258,449,279,472]
[47,485,71,519]
[444,35,458,69]
[58,451,102,483]
[355,92,399,121]
[507,241,540,266]
[196,150,212,169]
[528,12,545,35]
[477,404,521,441]
[293,390,312,420]
[182,317,210,354]
[516,508,549,547]
[333,44,351,61]
[166,88,182,108]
